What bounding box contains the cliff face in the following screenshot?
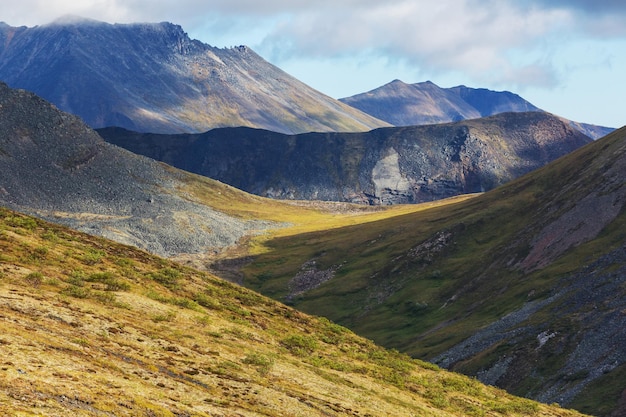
[99,111,592,205]
[0,18,388,134]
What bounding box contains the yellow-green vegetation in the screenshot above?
[179,168,477,253]
[239,127,626,415]
[0,207,587,416]
[241,126,625,341]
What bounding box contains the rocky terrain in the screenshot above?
[435,245,626,410]
[340,79,614,139]
[0,74,621,416]
[0,36,621,415]
[0,82,276,259]
[0,18,388,134]
[99,111,592,204]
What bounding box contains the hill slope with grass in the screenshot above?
[0,77,617,416]
[98,111,591,205]
[240,126,626,416]
[0,18,388,134]
[0,206,591,416]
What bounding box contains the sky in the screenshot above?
[1,0,625,128]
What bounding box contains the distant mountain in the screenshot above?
[0,18,388,134]
[340,80,614,139]
[447,84,541,115]
[99,111,592,205]
[339,80,539,125]
[242,125,626,416]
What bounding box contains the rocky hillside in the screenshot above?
[99,111,592,204]
[340,80,614,139]
[0,72,615,417]
[240,126,626,416]
[0,81,283,262]
[0,18,388,134]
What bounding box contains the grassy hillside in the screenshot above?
[0,207,589,417]
[240,127,626,415]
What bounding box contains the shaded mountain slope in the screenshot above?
[1,207,591,416]
[448,84,542,116]
[0,18,388,134]
[99,111,592,204]
[339,80,484,126]
[0,81,282,262]
[340,80,614,139]
[240,126,626,415]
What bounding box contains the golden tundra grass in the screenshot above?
[179,169,478,252]
[0,207,586,416]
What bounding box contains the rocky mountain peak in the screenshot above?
[0,18,388,134]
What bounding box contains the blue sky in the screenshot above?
[2,0,625,128]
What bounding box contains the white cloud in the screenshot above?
[253,0,574,89]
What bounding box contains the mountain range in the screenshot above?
[99,111,591,204]
[340,79,614,139]
[0,75,592,417]
[0,76,623,416]
[0,17,387,134]
[0,17,614,139]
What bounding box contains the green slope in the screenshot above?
[242,127,626,415]
[0,207,589,417]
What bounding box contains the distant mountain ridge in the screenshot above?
[339,80,540,126]
[99,111,592,205]
[340,80,614,139]
[0,18,388,134]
